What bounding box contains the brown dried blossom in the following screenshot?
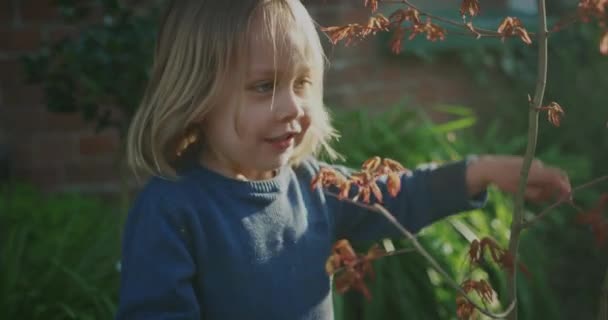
[456,279,495,319]
[460,0,481,18]
[497,17,533,45]
[468,237,530,277]
[540,102,565,127]
[326,239,385,300]
[311,156,410,204]
[321,14,390,46]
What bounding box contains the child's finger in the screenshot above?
[524,186,554,203]
[529,167,571,193]
[526,175,571,203]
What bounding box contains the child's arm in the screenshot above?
[466,155,571,203]
[116,189,200,320]
[322,155,570,243]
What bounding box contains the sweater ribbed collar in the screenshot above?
[181,163,292,196]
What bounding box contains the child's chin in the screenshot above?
[266,151,292,168]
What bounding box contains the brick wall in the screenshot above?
[0,0,505,195]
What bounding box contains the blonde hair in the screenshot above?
[126,0,340,179]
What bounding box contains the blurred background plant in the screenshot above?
[0,183,122,319]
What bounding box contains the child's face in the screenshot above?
[200,20,315,180]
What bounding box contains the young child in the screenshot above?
[116,0,572,319]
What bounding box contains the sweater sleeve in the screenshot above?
[324,158,487,243]
[116,185,200,320]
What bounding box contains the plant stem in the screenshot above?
[599,267,608,320]
[507,0,548,318]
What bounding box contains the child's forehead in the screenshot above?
[246,30,313,75]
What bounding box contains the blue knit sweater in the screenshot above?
[116,157,486,320]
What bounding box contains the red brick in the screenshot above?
[47,25,78,43]
[0,0,15,23]
[325,82,414,110]
[30,133,79,167]
[308,4,345,26]
[0,58,26,85]
[338,6,370,24]
[64,160,120,185]
[79,133,119,156]
[7,135,37,168]
[1,104,46,132]
[43,112,87,131]
[325,60,376,87]
[0,26,41,51]
[20,0,59,22]
[1,82,45,106]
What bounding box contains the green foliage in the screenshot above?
[0,184,122,319]
[328,102,472,167]
[22,0,162,134]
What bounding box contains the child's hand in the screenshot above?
[466,155,572,203]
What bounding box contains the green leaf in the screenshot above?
[431,117,477,134]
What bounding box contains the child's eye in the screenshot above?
[252,81,275,94]
[294,78,312,91]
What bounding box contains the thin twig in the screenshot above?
[569,201,586,213]
[574,175,608,193]
[549,12,581,33]
[599,267,608,320]
[442,29,504,39]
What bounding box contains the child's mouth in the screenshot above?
[265,133,296,150]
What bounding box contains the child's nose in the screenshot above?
[275,90,304,121]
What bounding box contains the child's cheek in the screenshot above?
[297,114,311,144]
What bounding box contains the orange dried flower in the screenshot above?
[467,237,530,277]
[321,14,389,46]
[456,295,475,319]
[497,17,532,45]
[311,157,409,204]
[326,240,386,301]
[538,102,565,127]
[389,8,421,25]
[365,0,380,12]
[460,0,480,18]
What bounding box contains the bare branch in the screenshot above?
[507,0,548,318]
